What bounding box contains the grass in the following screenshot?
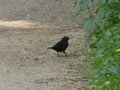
[72,0,120,89]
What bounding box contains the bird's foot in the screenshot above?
[57,52,68,57]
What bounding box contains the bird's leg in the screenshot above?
[63,51,68,56]
[57,52,61,56]
[63,51,66,55]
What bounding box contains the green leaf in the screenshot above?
[96,49,104,58]
[99,0,106,5]
[108,0,114,4]
[105,81,110,85]
[79,0,89,12]
[108,66,118,74]
[74,0,79,7]
[91,0,97,6]
[95,8,105,23]
[84,17,95,32]
[71,8,81,21]
[105,30,111,36]
[85,34,92,44]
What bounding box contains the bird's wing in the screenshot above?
[53,41,62,48]
[53,40,68,49]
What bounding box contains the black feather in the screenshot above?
[48,36,69,53]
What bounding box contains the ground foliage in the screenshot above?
[72,0,120,89]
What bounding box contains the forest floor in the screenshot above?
[0,0,89,90]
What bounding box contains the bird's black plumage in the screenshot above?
[48,36,69,55]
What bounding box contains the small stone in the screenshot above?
[34,58,39,61]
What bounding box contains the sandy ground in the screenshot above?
[0,0,88,90]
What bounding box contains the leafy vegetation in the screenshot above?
[72,0,120,90]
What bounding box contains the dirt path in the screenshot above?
[0,0,88,90]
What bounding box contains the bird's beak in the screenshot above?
[68,36,73,39]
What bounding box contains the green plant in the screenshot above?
[72,0,120,90]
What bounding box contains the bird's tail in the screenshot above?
[47,47,52,49]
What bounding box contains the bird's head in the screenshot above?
[62,36,70,41]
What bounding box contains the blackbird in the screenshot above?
[48,36,69,56]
